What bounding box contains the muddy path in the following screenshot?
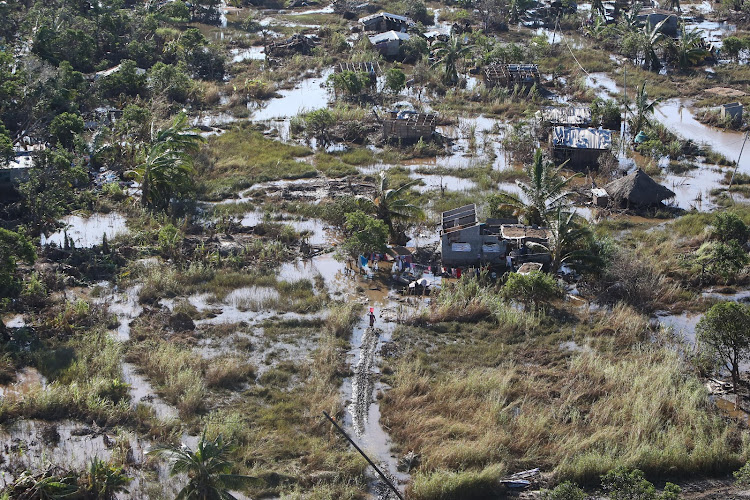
[341,303,410,498]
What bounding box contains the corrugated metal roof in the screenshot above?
[360,12,414,24]
[552,126,612,150]
[369,30,411,44]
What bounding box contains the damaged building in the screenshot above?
[538,106,592,127]
[368,30,411,57]
[550,126,613,170]
[483,64,540,90]
[359,12,415,33]
[604,168,675,209]
[381,109,436,141]
[441,205,508,267]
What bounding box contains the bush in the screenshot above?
[501,271,562,309]
[542,481,586,500]
[385,67,406,94]
[712,211,749,244]
[600,466,681,500]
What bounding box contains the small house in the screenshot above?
[368,30,410,57]
[604,168,675,208]
[483,64,540,90]
[0,146,40,199]
[382,110,436,141]
[550,126,613,170]
[440,204,508,267]
[592,187,609,207]
[721,102,743,124]
[359,12,414,33]
[538,106,592,127]
[637,8,678,36]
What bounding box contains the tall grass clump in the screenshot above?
[325,301,361,339]
[408,464,507,500]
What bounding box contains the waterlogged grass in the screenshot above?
[199,124,315,201]
[196,301,368,497]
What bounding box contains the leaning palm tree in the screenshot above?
[361,171,424,242]
[431,36,474,86]
[148,432,260,500]
[669,24,708,69]
[495,149,577,227]
[628,81,662,136]
[128,112,203,212]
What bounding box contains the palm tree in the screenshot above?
[148,432,260,500]
[628,81,662,136]
[361,172,424,243]
[591,0,607,20]
[642,17,668,71]
[431,36,474,86]
[669,24,709,69]
[530,208,602,273]
[495,149,577,226]
[128,112,203,211]
[85,457,131,500]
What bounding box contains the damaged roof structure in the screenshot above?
[538,106,592,127]
[441,205,509,266]
[335,61,382,74]
[360,12,414,33]
[604,168,675,208]
[382,110,436,141]
[266,34,316,57]
[483,64,540,90]
[550,126,613,170]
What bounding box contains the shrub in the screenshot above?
[712,211,749,244]
[501,271,562,310]
[542,481,586,500]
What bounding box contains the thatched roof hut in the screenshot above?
[604,168,675,207]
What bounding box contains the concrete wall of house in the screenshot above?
[441,225,507,266]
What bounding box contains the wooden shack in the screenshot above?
[550,126,613,170]
[483,64,540,90]
[382,111,436,141]
[359,12,415,33]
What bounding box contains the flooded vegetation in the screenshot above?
[6,0,750,497]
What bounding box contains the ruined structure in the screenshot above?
[359,12,414,33]
[538,106,592,127]
[382,110,436,141]
[483,64,540,90]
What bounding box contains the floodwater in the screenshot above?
[685,20,736,48]
[585,72,620,100]
[122,362,179,421]
[41,213,128,248]
[250,69,332,121]
[230,46,265,62]
[340,304,411,495]
[240,210,334,246]
[655,100,750,172]
[663,164,725,212]
[410,173,477,193]
[96,284,143,341]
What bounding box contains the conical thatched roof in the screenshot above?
[604,168,675,206]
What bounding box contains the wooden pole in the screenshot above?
[322,411,405,500]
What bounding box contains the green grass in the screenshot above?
[198,124,315,201]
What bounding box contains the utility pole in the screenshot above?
[323,411,405,500]
[728,131,750,195]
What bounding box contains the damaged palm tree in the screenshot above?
[127,112,203,212]
[495,148,577,226]
[360,171,424,244]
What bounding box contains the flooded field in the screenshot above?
[41,213,128,248]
